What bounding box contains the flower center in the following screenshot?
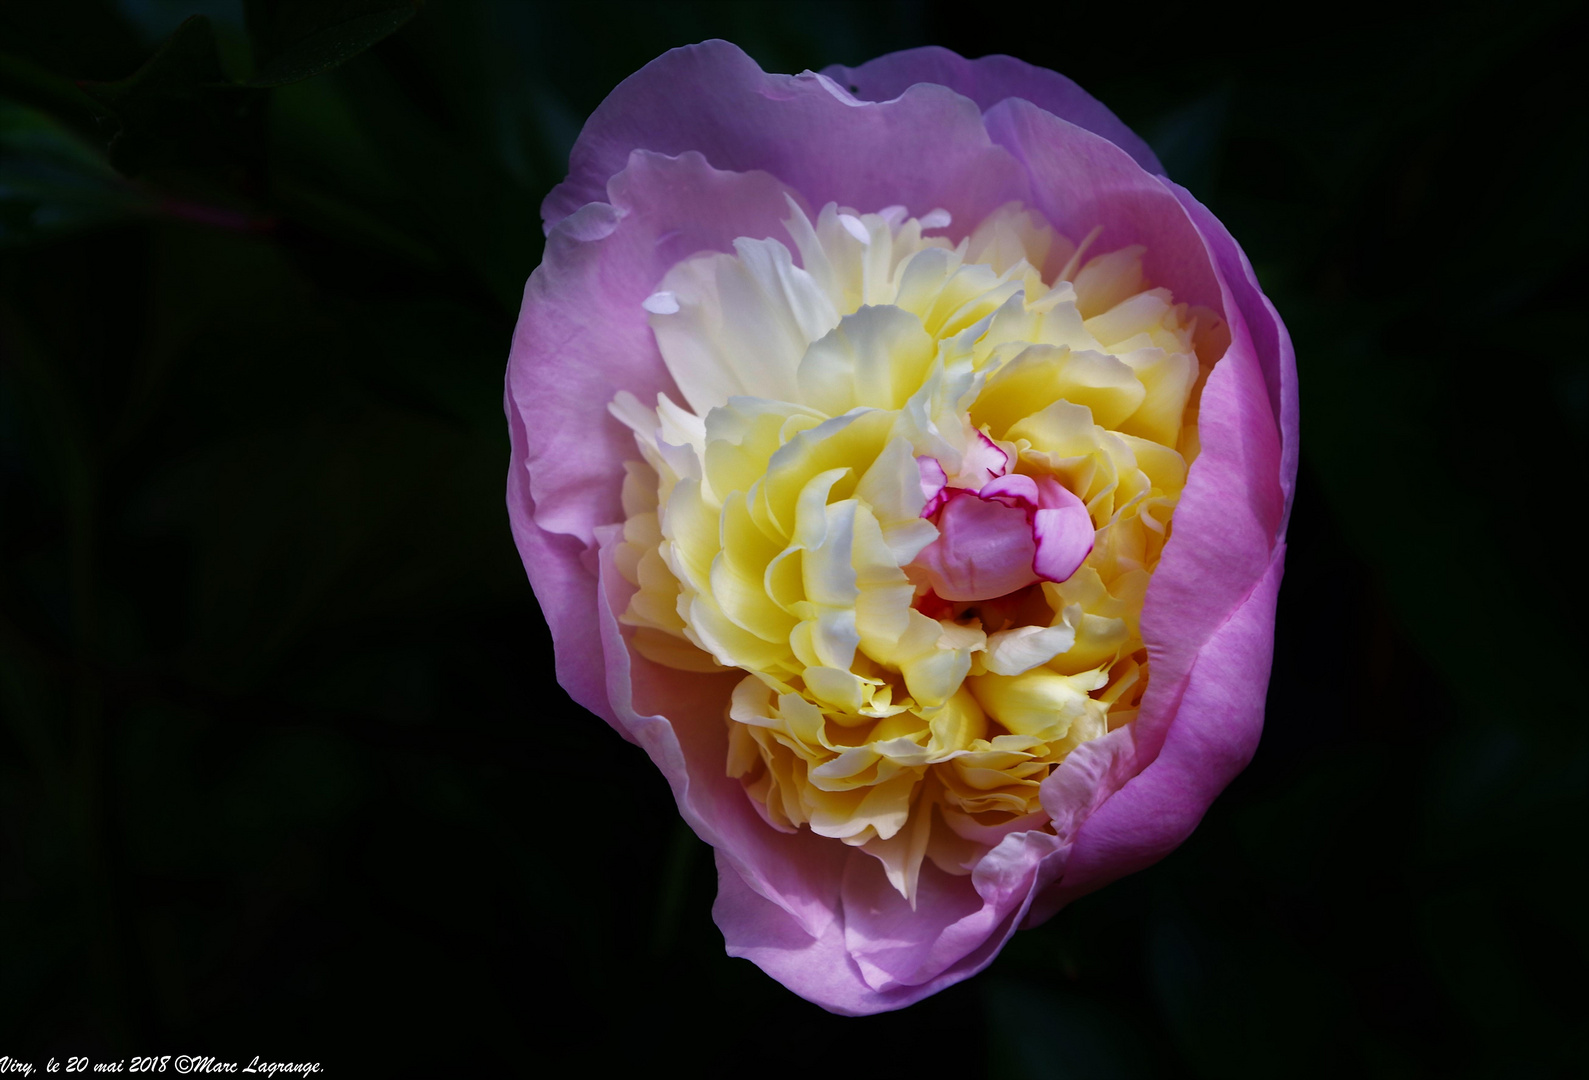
[910,449,1094,603]
[609,199,1225,902]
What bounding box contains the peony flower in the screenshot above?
[505,41,1297,1015]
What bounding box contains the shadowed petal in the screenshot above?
[543,40,1032,237]
[824,46,1164,174]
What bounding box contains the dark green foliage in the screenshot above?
[246,0,422,87]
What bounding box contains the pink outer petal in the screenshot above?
[1033,544,1286,920]
[1012,137,1295,917]
[982,98,1225,315]
[509,150,797,550]
[504,381,617,729]
[840,830,1056,992]
[542,40,1032,237]
[506,151,801,735]
[1028,382,1282,910]
[1170,184,1300,534]
[717,823,1064,1015]
[714,849,1026,1016]
[1125,222,1286,740]
[823,46,1165,175]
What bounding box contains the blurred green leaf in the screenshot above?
[244,0,421,87]
[330,51,541,311]
[78,14,258,176]
[0,97,150,245]
[265,73,444,267]
[0,49,108,133]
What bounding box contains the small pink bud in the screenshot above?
[912,468,1093,602]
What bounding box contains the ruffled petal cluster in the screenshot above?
[505,41,1297,1015]
[611,199,1219,904]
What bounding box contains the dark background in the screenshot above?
[2,1,1583,1075]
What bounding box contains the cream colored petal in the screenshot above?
[759,409,893,536]
[892,245,960,322]
[963,201,1062,277]
[1083,288,1174,349]
[704,397,820,506]
[973,345,1146,435]
[709,549,794,644]
[809,742,888,787]
[763,545,805,614]
[731,233,841,350]
[1071,245,1145,318]
[719,491,783,580]
[625,546,685,631]
[685,591,792,673]
[659,477,719,591]
[853,437,924,535]
[804,664,870,713]
[1006,398,1102,457]
[790,606,860,673]
[1118,434,1188,497]
[859,786,934,906]
[854,577,916,663]
[901,644,974,711]
[928,687,989,754]
[620,459,660,519]
[655,392,708,457]
[982,622,1079,676]
[648,235,840,414]
[800,496,859,609]
[807,770,917,841]
[1116,347,1199,448]
[795,305,936,414]
[648,256,756,412]
[970,666,1109,740]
